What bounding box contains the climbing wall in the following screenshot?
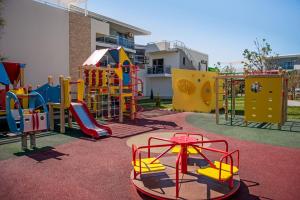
[172,69,222,112]
[245,76,283,124]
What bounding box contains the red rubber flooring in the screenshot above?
[0,112,299,200]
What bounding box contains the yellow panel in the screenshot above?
[114,67,123,81]
[132,157,165,173]
[214,161,239,174]
[119,47,132,65]
[171,145,201,154]
[102,71,107,87]
[172,69,223,112]
[197,167,232,181]
[10,88,28,109]
[77,79,84,101]
[63,79,70,108]
[0,110,6,116]
[245,77,283,123]
[88,70,92,86]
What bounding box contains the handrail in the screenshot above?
[149,144,176,164]
[147,136,174,158]
[218,150,239,183]
[190,144,216,168]
[188,139,229,156]
[219,154,233,181]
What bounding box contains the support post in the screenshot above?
[225,78,228,121]
[48,76,54,85]
[215,77,219,124]
[49,104,54,131]
[20,67,25,87]
[59,76,65,133]
[119,64,123,123]
[107,66,111,119]
[130,65,136,120]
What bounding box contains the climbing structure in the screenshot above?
[0,62,26,117]
[215,69,288,128]
[172,68,223,112]
[79,47,143,122]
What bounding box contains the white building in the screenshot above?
[137,41,209,98]
[0,0,150,86]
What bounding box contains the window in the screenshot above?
[198,62,201,70]
[152,59,164,73]
[283,61,294,70]
[183,57,186,65]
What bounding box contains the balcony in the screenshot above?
[146,66,172,77]
[96,35,135,50]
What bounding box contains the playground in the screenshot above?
[0,49,300,200]
[0,111,299,200]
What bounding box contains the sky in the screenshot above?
[84,0,300,66]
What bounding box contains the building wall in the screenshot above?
[0,0,69,86]
[146,77,172,98]
[147,51,180,68]
[90,18,110,52]
[69,11,91,80]
[179,50,194,70]
[276,57,300,70]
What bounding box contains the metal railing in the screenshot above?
[96,35,135,49]
[147,66,171,75]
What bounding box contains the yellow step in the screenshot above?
[171,145,201,154]
[214,161,239,174]
[196,167,232,181]
[132,157,165,173]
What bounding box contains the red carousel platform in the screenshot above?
[130,133,240,199]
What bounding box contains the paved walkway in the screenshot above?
[0,112,299,200]
[288,100,300,106]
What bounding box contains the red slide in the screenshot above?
[69,101,112,139]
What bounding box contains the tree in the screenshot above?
[242,38,279,71]
[288,70,300,100]
[215,62,236,74]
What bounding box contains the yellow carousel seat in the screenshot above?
[132,157,165,173]
[196,166,232,181]
[214,161,239,174]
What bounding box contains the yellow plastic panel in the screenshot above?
[245,77,283,123]
[10,88,28,109]
[77,79,84,101]
[132,157,165,173]
[63,79,70,108]
[171,145,201,154]
[197,167,232,181]
[172,69,223,112]
[214,161,239,174]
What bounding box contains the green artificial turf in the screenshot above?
[186,113,300,148]
[138,98,173,110]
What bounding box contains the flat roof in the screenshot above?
[70,5,151,36]
[35,1,151,36]
[276,53,300,59]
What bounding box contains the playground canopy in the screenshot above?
[0,63,10,85]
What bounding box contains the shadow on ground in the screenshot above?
[14,146,68,162]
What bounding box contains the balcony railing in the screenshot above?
[147,66,171,75]
[96,35,135,50]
